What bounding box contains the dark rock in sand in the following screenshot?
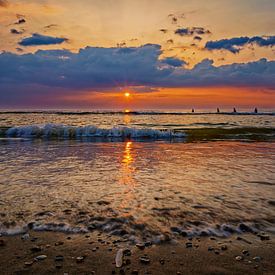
[159,259,165,265]
[208,246,214,251]
[253,256,262,262]
[171,227,182,234]
[242,250,249,255]
[185,242,192,248]
[131,270,139,274]
[181,231,188,237]
[239,223,253,233]
[55,255,64,261]
[139,256,150,264]
[35,255,47,261]
[258,233,270,241]
[30,246,42,253]
[123,249,131,256]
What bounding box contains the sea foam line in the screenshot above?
[4,124,185,140]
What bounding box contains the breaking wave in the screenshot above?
[0,124,185,140]
[0,124,274,141]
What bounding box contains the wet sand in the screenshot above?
[0,231,274,274]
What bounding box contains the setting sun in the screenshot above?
[124,92,130,98]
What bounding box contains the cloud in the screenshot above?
[15,18,26,25]
[194,36,202,41]
[205,36,275,53]
[160,29,168,34]
[10,29,24,35]
[0,0,8,7]
[19,33,68,46]
[44,24,59,29]
[0,44,274,101]
[175,27,211,37]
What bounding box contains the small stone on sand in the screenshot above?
[235,256,243,261]
[115,249,124,268]
[139,256,150,264]
[35,255,47,261]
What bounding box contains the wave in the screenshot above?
[0,124,274,141]
[0,220,274,244]
[0,124,185,140]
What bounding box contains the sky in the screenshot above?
[0,0,275,109]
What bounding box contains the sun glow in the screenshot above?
[124,92,130,98]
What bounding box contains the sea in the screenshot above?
[0,109,274,244]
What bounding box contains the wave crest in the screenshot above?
[3,124,185,140]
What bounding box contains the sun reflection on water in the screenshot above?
[118,141,138,215]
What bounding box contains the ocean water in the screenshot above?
[0,110,274,243]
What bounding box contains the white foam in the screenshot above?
[5,124,185,140]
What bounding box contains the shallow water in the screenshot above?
[0,111,274,242]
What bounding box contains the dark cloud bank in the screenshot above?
[19,33,68,46]
[0,44,274,103]
[206,36,275,53]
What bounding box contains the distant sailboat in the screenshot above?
[192,108,195,113]
[217,108,220,113]
[254,108,258,114]
[233,107,237,113]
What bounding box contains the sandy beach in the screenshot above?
[0,231,274,275]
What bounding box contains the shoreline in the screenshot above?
[0,231,274,274]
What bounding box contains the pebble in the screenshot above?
[123,249,131,256]
[24,261,33,267]
[208,246,214,251]
[115,249,124,268]
[253,256,262,262]
[131,270,139,274]
[30,246,42,253]
[21,233,30,240]
[258,233,270,241]
[139,256,150,264]
[55,255,64,261]
[159,259,165,265]
[185,242,192,248]
[35,255,47,261]
[235,256,243,261]
[242,250,249,255]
